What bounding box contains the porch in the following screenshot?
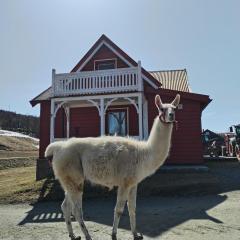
[50,93,149,143]
[50,60,148,142]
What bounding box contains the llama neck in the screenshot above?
[146,117,173,170]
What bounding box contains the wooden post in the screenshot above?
[138,94,143,140]
[52,69,56,96]
[137,61,143,92]
[50,99,55,143]
[100,98,105,136]
[65,107,70,139]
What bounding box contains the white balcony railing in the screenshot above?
[52,66,142,97]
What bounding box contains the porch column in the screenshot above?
[143,97,149,140]
[65,107,70,138]
[50,99,55,143]
[100,98,105,136]
[138,94,143,139]
[137,61,143,91]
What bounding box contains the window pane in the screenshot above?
[98,63,115,70]
[108,111,126,136]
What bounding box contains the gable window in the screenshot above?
[106,108,128,136]
[94,59,116,70]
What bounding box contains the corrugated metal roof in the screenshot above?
[150,69,191,92]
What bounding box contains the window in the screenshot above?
[106,109,127,136]
[94,59,116,70]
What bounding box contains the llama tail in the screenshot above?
[45,141,63,164]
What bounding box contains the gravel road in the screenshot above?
[0,190,240,240]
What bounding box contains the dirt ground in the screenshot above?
[0,161,240,240]
[0,191,239,240]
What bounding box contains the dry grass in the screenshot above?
[0,136,38,159]
[0,166,44,204]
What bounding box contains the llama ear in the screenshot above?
[155,95,163,110]
[172,94,180,107]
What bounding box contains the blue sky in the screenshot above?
[0,0,239,132]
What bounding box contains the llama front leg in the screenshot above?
[61,195,81,240]
[127,186,143,240]
[112,186,129,240]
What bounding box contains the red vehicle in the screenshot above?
[222,125,240,160]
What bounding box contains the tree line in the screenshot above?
[0,110,39,138]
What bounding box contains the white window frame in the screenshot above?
[94,58,117,71]
[106,106,129,136]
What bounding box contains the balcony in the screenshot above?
[52,66,142,97]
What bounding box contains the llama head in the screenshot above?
[155,94,180,123]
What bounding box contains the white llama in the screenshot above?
[45,94,180,240]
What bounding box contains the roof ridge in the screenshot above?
[149,69,187,73]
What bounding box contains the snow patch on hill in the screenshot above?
[0,130,39,142]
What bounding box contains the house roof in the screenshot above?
[70,34,160,88]
[150,69,191,92]
[30,35,208,107]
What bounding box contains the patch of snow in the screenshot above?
[33,144,39,149]
[0,130,39,142]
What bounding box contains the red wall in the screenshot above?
[39,96,204,165]
[39,101,50,158]
[70,107,100,137]
[55,107,66,138]
[146,93,204,164]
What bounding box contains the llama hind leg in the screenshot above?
[127,186,143,240]
[61,195,81,240]
[112,186,130,240]
[69,185,92,240]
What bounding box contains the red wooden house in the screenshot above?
[30,35,211,179]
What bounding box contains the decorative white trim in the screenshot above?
[104,97,119,113]
[86,99,101,115]
[64,106,70,138]
[53,101,66,118]
[51,92,145,141]
[53,92,142,102]
[123,97,139,113]
[100,98,105,136]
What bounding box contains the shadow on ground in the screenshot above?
[18,161,240,238]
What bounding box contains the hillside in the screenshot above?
[0,130,39,158]
[0,110,39,138]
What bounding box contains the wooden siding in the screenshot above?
[55,107,66,138]
[39,101,50,158]
[70,107,100,137]
[146,93,204,164]
[39,94,205,165]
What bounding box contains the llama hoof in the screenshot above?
[134,233,143,240]
[112,233,117,240]
[69,235,81,240]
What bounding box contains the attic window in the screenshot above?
[94,59,116,70]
